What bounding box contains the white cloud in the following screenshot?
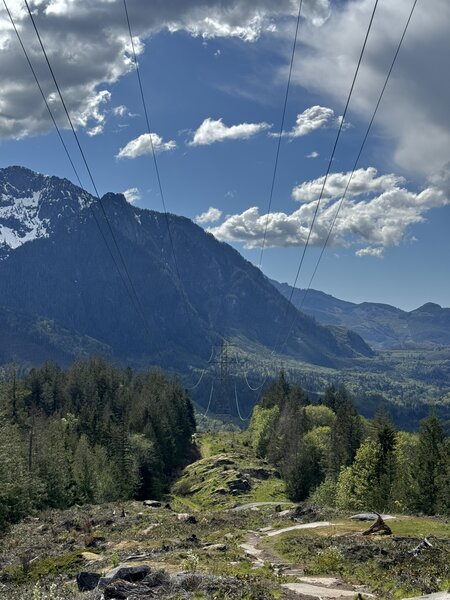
[281,105,338,138]
[116,133,176,159]
[355,246,384,258]
[292,167,404,203]
[195,206,222,225]
[208,167,450,253]
[189,118,272,146]
[0,0,329,139]
[123,187,141,204]
[306,151,319,159]
[291,0,450,177]
[113,105,128,117]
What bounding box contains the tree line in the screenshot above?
[248,373,450,515]
[0,359,196,530]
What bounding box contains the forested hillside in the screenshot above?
[248,374,450,515]
[0,359,196,530]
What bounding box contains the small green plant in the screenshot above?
[111,552,120,568]
[182,550,200,573]
[31,581,67,600]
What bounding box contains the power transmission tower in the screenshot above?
[212,339,236,431]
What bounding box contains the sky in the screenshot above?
[0,0,449,311]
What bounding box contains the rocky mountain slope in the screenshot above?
[271,280,450,349]
[0,166,373,370]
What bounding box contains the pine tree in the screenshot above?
[416,413,446,514]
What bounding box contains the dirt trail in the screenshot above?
[240,521,375,599]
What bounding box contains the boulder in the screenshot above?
[76,571,101,591]
[203,543,228,552]
[227,478,251,493]
[243,467,272,480]
[142,569,169,588]
[177,513,197,524]
[351,513,381,521]
[97,565,151,588]
[278,509,292,518]
[143,500,161,508]
[103,579,150,599]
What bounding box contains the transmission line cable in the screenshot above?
[201,379,215,421]
[122,0,193,330]
[280,0,419,350]
[4,0,144,334]
[283,0,380,310]
[3,1,82,191]
[185,367,207,391]
[237,0,382,395]
[20,0,160,350]
[234,382,254,422]
[258,0,304,269]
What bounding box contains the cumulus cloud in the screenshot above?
[292,167,404,203]
[123,187,141,204]
[195,206,222,225]
[116,133,176,159]
[189,118,272,146]
[0,0,329,139]
[208,167,450,254]
[355,246,384,258]
[306,151,319,159]
[280,105,338,138]
[291,0,450,177]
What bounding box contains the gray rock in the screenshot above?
[227,478,251,493]
[103,579,150,599]
[177,513,197,524]
[203,543,228,552]
[97,565,151,588]
[76,571,100,591]
[143,500,161,508]
[142,568,169,587]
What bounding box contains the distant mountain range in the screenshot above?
[271,280,450,349]
[0,166,373,370]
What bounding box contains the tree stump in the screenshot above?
[362,513,392,536]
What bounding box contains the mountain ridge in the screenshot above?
[271,279,450,349]
[0,165,373,370]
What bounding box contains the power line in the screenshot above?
[122,0,193,330]
[281,0,419,349]
[201,379,214,421]
[284,0,380,311]
[234,381,253,422]
[4,1,139,323]
[235,0,382,394]
[2,1,82,191]
[20,0,160,351]
[258,0,304,269]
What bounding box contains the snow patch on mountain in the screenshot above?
[0,191,50,256]
[0,167,93,259]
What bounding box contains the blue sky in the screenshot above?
[1,0,449,310]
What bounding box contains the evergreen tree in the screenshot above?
[327,386,363,478]
[416,412,447,514]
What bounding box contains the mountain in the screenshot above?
[271,280,450,349]
[0,305,111,367]
[0,166,373,370]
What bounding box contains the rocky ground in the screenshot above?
[0,433,449,600]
